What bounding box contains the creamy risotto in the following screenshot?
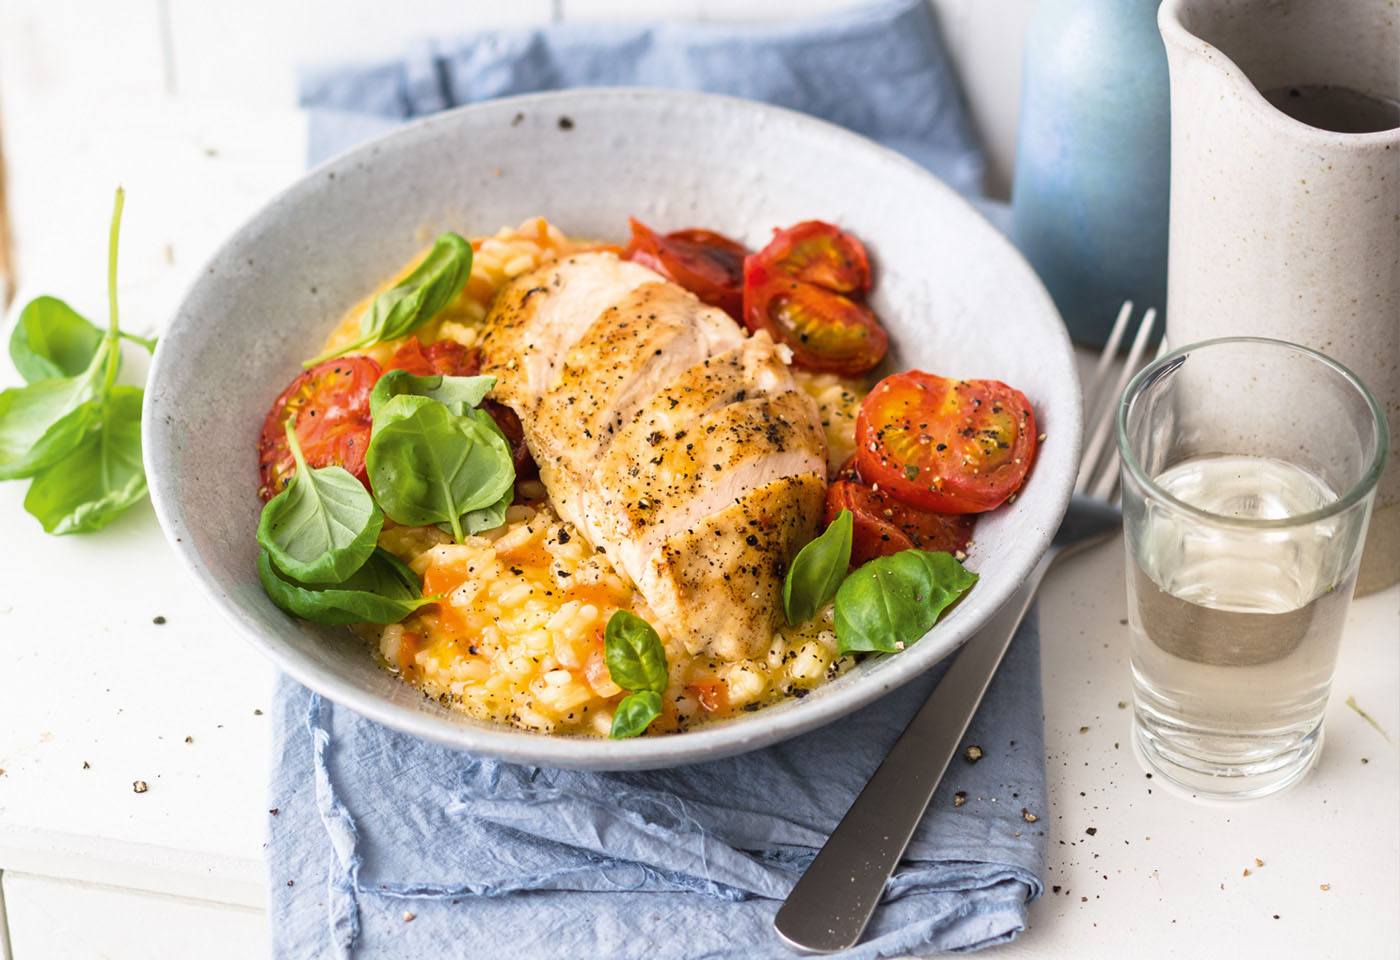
[330,219,866,735]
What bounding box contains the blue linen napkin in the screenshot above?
[270,2,1045,956]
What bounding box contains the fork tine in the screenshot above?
[1085,307,1159,500]
[1080,300,1135,426]
[1089,331,1172,504]
[1074,302,1138,493]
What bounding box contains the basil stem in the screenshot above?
[783,509,853,624]
[303,232,472,366]
[257,547,437,626]
[256,421,384,584]
[833,549,977,655]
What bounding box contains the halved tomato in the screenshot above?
[384,336,479,377]
[257,356,381,502]
[623,218,748,321]
[422,339,479,376]
[855,371,1037,514]
[753,220,871,294]
[825,458,975,566]
[744,256,887,375]
[483,398,537,482]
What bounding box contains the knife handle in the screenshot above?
[773,559,1049,954]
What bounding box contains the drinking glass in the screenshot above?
[1116,337,1388,799]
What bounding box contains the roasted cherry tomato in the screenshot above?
[826,457,975,565]
[753,220,871,294]
[623,218,748,321]
[257,356,381,502]
[422,339,479,376]
[743,255,887,375]
[855,371,1037,514]
[482,398,537,482]
[384,336,479,377]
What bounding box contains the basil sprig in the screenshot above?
[303,232,472,366]
[833,550,977,655]
[0,188,156,533]
[604,610,669,739]
[366,393,514,543]
[256,421,383,584]
[783,509,853,624]
[257,548,437,625]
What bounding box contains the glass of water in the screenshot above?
[1116,337,1388,799]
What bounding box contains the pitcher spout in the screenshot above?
[1158,0,1400,137]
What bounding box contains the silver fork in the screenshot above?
[774,302,1162,954]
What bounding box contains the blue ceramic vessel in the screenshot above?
[1010,0,1170,345]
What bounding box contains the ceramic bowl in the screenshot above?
[145,89,1079,770]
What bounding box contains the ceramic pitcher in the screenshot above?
[1158,0,1400,595]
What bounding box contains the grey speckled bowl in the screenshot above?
[145,89,1080,770]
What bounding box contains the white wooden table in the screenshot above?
[1,3,1396,957]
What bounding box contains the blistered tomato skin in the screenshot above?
[825,459,975,566]
[622,218,748,321]
[256,356,382,502]
[384,336,480,377]
[855,372,1037,514]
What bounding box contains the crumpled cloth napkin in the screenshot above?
[270,2,1044,956]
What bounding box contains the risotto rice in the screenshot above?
[334,218,868,735]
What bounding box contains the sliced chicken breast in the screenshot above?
[479,251,827,659]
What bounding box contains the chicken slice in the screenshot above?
[479,251,827,660]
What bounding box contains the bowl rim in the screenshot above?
[145,87,1080,768]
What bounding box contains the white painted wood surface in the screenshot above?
[0,1,1394,957]
[3,873,267,960]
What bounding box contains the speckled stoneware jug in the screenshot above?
[1159,0,1400,595]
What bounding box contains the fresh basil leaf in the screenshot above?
[783,509,853,624]
[0,376,104,480]
[369,368,496,420]
[22,387,146,534]
[834,549,977,655]
[366,394,515,543]
[304,233,472,366]
[257,547,436,625]
[256,422,383,584]
[604,609,669,694]
[10,296,105,383]
[463,486,513,535]
[609,690,664,739]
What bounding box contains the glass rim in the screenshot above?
[1116,335,1391,530]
